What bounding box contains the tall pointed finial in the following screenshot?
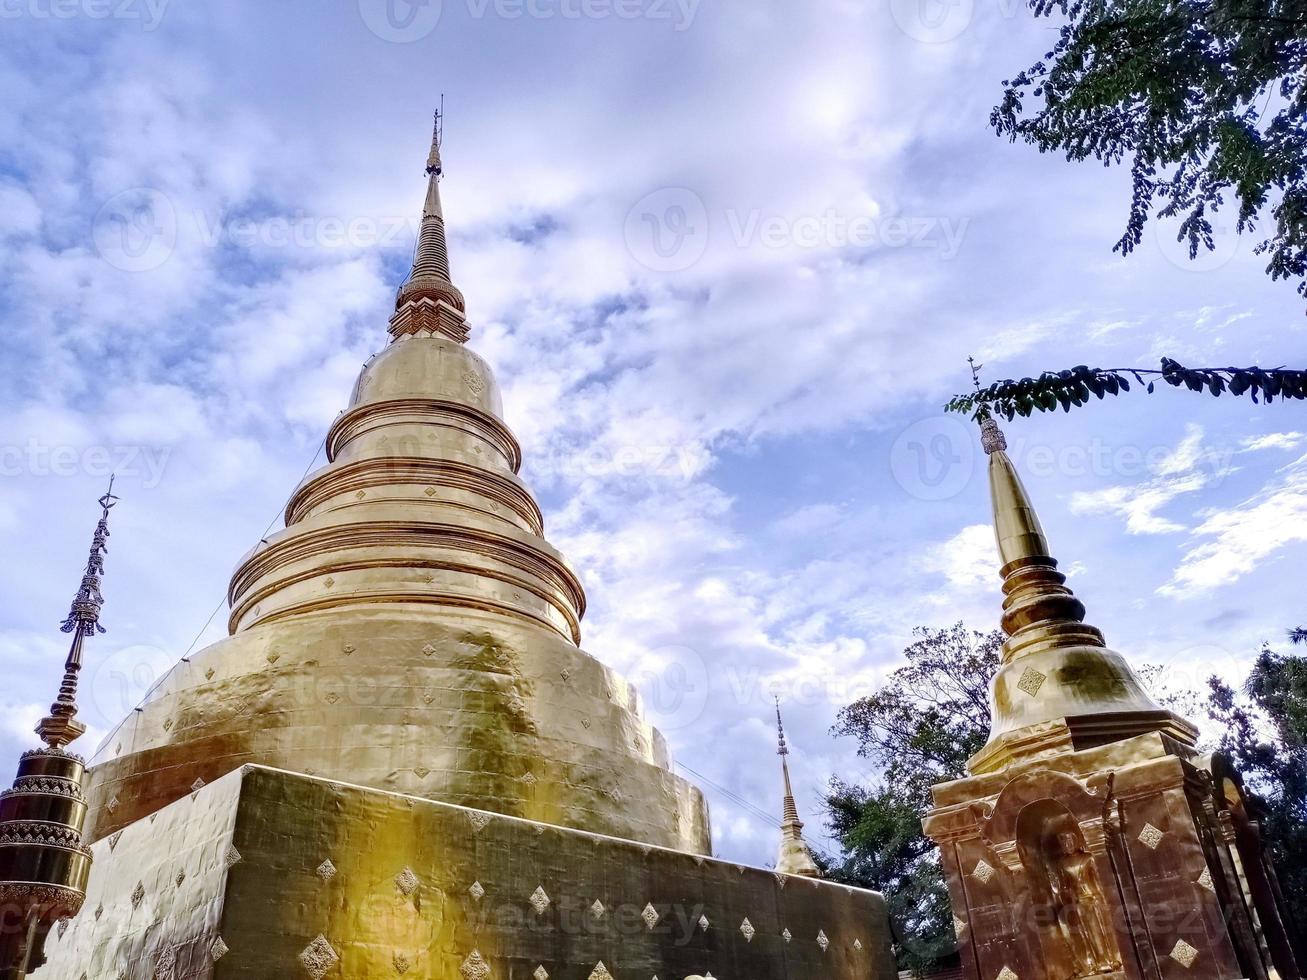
[968,415,1197,775]
[773,698,821,878]
[391,106,468,343]
[36,477,119,749]
[426,97,444,176]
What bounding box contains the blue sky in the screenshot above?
[1,0,1305,868]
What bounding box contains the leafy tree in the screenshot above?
[1205,646,1307,947]
[993,0,1307,299]
[947,358,1307,420]
[825,623,1002,973]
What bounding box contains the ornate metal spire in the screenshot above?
[36,478,119,749]
[969,417,1197,774]
[391,104,469,343]
[0,481,112,977]
[773,699,820,878]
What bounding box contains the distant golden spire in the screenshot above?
[969,416,1197,775]
[391,104,468,342]
[774,699,821,878]
[36,478,119,749]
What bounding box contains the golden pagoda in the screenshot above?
[25,117,897,979]
[923,416,1301,980]
[773,700,820,879]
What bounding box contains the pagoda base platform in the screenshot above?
[37,765,895,978]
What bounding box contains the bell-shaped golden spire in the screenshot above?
[969,416,1197,775]
[774,700,821,878]
[390,106,468,342]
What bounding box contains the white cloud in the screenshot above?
[1160,456,1307,599]
[1070,425,1229,535]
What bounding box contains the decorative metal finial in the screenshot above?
[775,696,789,757]
[980,417,1008,456]
[968,355,984,391]
[426,97,444,177]
[38,477,120,748]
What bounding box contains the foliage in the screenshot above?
[1205,646,1307,942]
[946,358,1307,420]
[825,623,1002,973]
[993,0,1307,299]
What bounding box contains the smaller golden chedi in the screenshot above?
[924,416,1301,980]
[774,699,821,878]
[0,481,118,980]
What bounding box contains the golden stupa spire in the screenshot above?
[391,101,469,342]
[774,699,821,878]
[0,482,113,977]
[968,409,1197,775]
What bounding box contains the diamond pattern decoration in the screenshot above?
[590,899,606,921]
[589,964,614,980]
[698,914,710,932]
[191,777,206,794]
[423,644,437,657]
[817,930,830,952]
[641,903,660,930]
[424,487,438,497]
[210,937,229,962]
[460,951,491,980]
[469,811,492,833]
[1198,868,1215,892]
[206,668,216,680]
[94,904,103,922]
[740,918,756,943]
[1171,940,1199,969]
[323,577,335,588]
[1017,667,1047,698]
[395,868,420,897]
[533,968,549,980]
[953,915,967,937]
[782,928,792,943]
[106,796,120,814]
[854,939,864,951]
[973,859,997,884]
[1138,823,1166,850]
[130,881,146,910]
[393,952,411,974]
[299,935,340,979]
[108,831,122,851]
[224,845,243,869]
[175,869,186,888]
[997,968,1019,980]
[469,880,486,901]
[316,860,337,882]
[529,886,551,915]
[266,652,280,665]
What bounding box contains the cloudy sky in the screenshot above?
[1,0,1305,868]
